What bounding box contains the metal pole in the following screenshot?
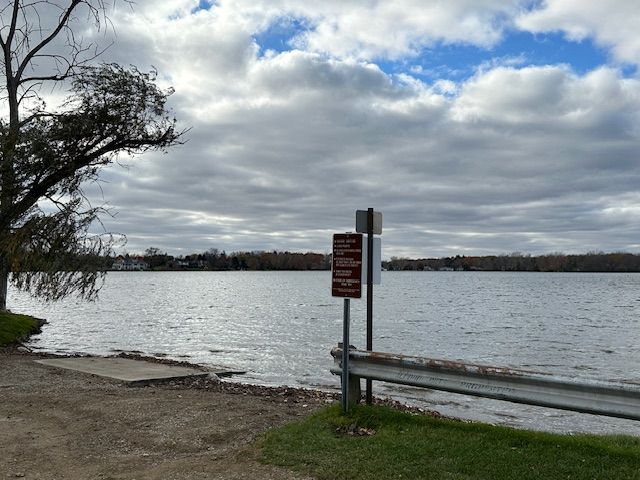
[366,207,374,405]
[341,298,351,412]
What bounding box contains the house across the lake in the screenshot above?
[112,255,149,271]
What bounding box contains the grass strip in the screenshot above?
[260,404,640,480]
[0,311,37,346]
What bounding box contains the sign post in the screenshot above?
[341,298,350,412]
[332,233,363,411]
[356,208,382,405]
[366,209,374,404]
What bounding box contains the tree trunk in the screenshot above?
[0,262,9,312]
[1,32,18,313]
[0,262,8,312]
[0,268,9,312]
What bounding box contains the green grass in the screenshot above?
[260,404,640,480]
[0,311,37,346]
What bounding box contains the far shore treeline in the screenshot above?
[104,249,640,273]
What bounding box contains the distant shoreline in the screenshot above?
[106,251,640,273]
[105,268,640,273]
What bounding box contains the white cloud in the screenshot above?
[451,65,640,130]
[119,0,524,63]
[286,0,522,60]
[517,0,640,66]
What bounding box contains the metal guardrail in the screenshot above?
[331,347,640,421]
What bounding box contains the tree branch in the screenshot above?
[9,129,176,224]
[15,0,82,83]
[18,110,56,128]
[6,0,22,50]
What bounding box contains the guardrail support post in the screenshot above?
[349,373,362,404]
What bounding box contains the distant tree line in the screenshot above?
[107,249,640,273]
[384,252,640,272]
[114,248,331,271]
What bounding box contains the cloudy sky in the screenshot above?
[57,1,640,257]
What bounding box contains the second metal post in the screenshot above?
[366,207,374,404]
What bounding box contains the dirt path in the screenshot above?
[1,350,334,479]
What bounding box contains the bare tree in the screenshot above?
[0,1,183,310]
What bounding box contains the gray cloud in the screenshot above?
[20,1,639,258]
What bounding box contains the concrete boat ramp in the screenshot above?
[35,357,241,385]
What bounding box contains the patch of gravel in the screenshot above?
[0,349,322,479]
[0,348,440,480]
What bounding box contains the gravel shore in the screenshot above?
[1,349,333,480]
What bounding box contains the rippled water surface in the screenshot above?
[11,271,640,435]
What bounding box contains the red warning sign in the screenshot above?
[332,233,363,298]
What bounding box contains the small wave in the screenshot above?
[493,411,518,419]
[521,363,563,369]
[572,365,597,371]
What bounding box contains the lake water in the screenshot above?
[10,271,640,436]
